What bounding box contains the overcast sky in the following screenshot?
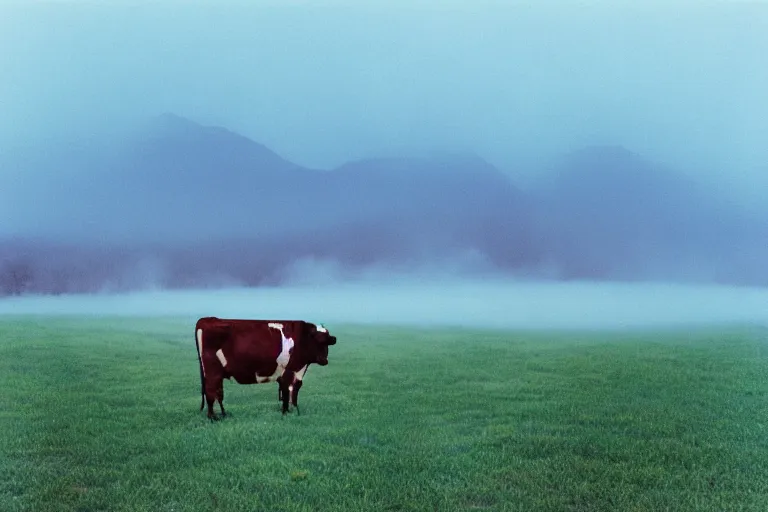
[1,1,766,191]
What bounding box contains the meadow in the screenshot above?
[1,316,767,511]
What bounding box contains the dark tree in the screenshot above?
[0,259,34,296]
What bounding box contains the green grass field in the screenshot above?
[1,316,767,511]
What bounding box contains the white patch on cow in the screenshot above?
[254,322,297,384]
[196,328,205,377]
[315,323,327,333]
[276,336,293,368]
[294,365,308,382]
[267,322,294,369]
[215,349,227,367]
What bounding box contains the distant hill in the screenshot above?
[0,114,538,293]
[1,118,766,295]
[27,114,321,242]
[318,154,538,270]
[528,145,768,284]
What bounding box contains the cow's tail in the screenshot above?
[195,327,205,411]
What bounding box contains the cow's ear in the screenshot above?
[326,336,337,346]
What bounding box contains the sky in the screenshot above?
[1,0,767,193]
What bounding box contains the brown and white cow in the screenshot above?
[194,317,337,420]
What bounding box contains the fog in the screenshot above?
[2,1,767,187]
[1,1,767,317]
[2,280,767,331]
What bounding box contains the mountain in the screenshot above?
[30,114,322,242]
[529,145,768,284]
[2,118,766,295]
[320,154,538,269]
[0,114,536,293]
[127,113,307,177]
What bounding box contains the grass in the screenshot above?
[1,316,768,511]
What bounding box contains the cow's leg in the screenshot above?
[276,376,283,402]
[205,395,218,421]
[217,379,226,418]
[279,371,294,415]
[291,366,309,415]
[291,379,303,415]
[204,368,224,421]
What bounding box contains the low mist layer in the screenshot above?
[2,279,766,331]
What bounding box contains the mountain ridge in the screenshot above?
[1,113,766,294]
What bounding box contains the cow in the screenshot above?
[194,317,337,420]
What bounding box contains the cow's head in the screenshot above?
[305,322,336,366]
